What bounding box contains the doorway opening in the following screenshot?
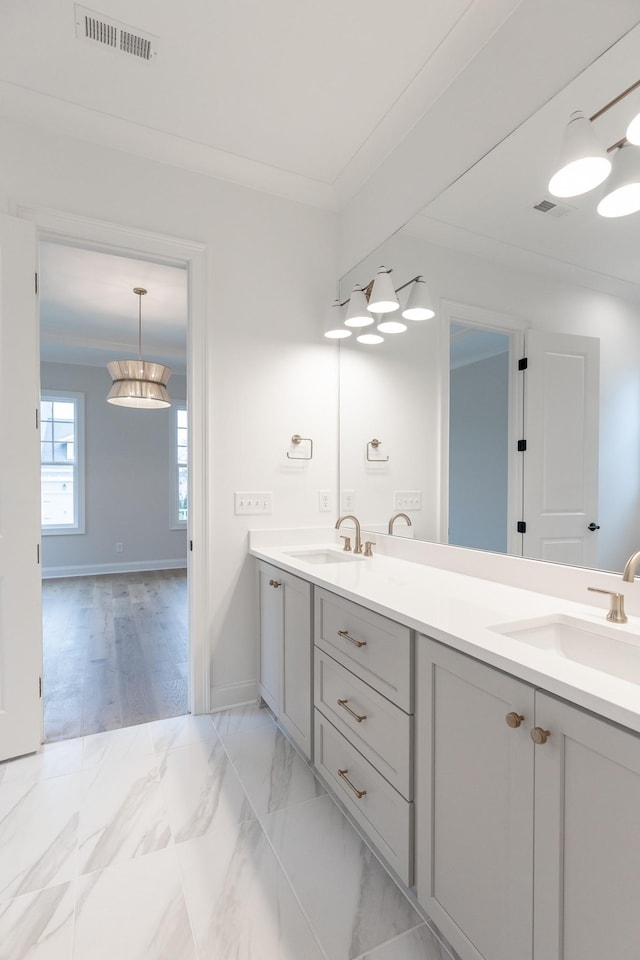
[39,240,190,741]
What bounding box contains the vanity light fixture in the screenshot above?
[106,287,172,409]
[401,276,435,320]
[377,317,408,334]
[367,266,400,314]
[626,110,640,145]
[548,111,611,198]
[357,332,384,345]
[344,285,374,327]
[324,299,352,339]
[596,143,640,218]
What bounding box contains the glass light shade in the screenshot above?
[377,318,407,334]
[548,111,611,198]
[402,277,435,320]
[344,285,374,327]
[357,332,384,345]
[597,144,640,218]
[323,299,352,339]
[367,266,399,313]
[626,111,640,145]
[107,359,172,408]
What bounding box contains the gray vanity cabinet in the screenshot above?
[416,636,640,960]
[257,560,313,759]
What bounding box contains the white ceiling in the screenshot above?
[39,242,187,371]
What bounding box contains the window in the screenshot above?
[173,405,188,527]
[40,391,85,534]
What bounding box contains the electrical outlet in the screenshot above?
[234,491,273,515]
[393,490,422,511]
[319,490,332,512]
[341,490,355,512]
[115,542,123,553]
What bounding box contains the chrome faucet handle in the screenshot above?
[363,541,376,557]
[587,587,627,623]
[340,535,352,552]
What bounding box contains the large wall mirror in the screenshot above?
[338,21,640,575]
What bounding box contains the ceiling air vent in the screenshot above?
[532,198,573,218]
[74,5,158,61]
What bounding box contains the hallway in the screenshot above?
[42,570,188,741]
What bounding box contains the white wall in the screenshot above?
[40,362,187,576]
[340,230,640,573]
[0,115,338,710]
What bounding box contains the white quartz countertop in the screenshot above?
[250,536,640,735]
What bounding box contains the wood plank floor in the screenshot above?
[42,569,188,742]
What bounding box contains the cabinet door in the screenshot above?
[280,573,312,759]
[416,637,535,960]
[533,692,640,960]
[258,561,283,715]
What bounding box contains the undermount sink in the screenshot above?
[489,614,640,684]
[283,548,364,565]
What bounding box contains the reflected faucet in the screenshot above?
[335,515,363,555]
[388,512,412,536]
[622,550,640,582]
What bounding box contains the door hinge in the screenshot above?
[37,543,40,564]
[517,439,527,452]
[39,676,42,698]
[190,540,193,551]
[518,357,528,371]
[517,521,527,534]
[35,272,38,295]
[35,408,39,430]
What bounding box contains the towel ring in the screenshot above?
[287,434,313,460]
[367,438,389,462]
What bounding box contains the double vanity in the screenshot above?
[251,528,640,960]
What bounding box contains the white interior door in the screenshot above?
[0,214,42,761]
[523,329,599,567]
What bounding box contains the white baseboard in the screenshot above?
[210,680,259,712]
[42,558,188,580]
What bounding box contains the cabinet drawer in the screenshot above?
[315,588,412,711]
[314,711,414,885]
[314,648,412,799]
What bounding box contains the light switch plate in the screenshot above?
[234,491,273,515]
[393,490,422,511]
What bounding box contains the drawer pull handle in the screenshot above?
[506,712,525,728]
[337,769,367,799]
[268,579,281,588]
[530,726,551,745]
[337,629,366,648]
[337,698,367,723]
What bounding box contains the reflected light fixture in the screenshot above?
[402,276,435,320]
[548,110,611,198]
[357,331,384,345]
[626,110,640,145]
[323,299,352,339]
[344,285,374,327]
[377,316,407,334]
[107,287,172,409]
[596,143,640,218]
[367,266,400,313]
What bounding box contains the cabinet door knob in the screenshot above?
[506,712,525,728]
[530,726,551,745]
[268,579,281,588]
[337,629,366,648]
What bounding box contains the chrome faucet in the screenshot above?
[335,514,363,555]
[622,550,640,582]
[388,512,412,535]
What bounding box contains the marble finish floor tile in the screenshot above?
[158,738,254,843]
[78,753,171,875]
[263,794,422,960]
[4,739,83,785]
[212,702,276,739]
[149,712,217,755]
[0,774,81,902]
[74,848,197,960]
[0,880,75,960]
[354,923,454,960]
[177,816,325,960]
[224,723,325,816]
[82,723,154,769]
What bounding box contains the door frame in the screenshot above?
[438,299,526,557]
[18,204,210,717]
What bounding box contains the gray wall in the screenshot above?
[449,351,509,553]
[41,361,187,575]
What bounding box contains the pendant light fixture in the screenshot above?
[367,266,400,314]
[548,110,611,198]
[402,276,435,320]
[323,299,352,339]
[344,285,374,327]
[596,143,640,218]
[107,287,172,408]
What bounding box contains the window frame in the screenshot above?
[171,403,188,530]
[40,389,86,536]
